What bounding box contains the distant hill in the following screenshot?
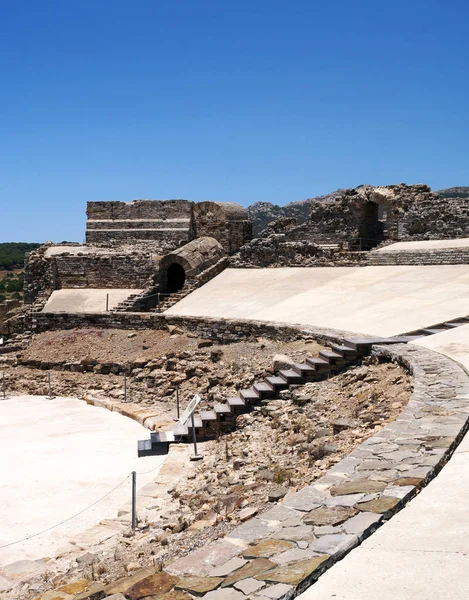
[248,189,345,236]
[0,242,40,271]
[436,187,469,199]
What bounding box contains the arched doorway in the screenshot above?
[166,263,186,293]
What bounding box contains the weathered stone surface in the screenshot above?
[392,476,425,487]
[175,576,223,595]
[55,581,89,595]
[356,496,401,514]
[202,589,245,599]
[342,512,382,535]
[309,533,358,556]
[125,572,180,599]
[228,519,277,542]
[302,506,357,526]
[222,558,276,588]
[260,582,295,598]
[270,547,321,566]
[330,479,387,496]
[256,556,329,585]
[242,539,295,559]
[166,540,243,576]
[270,525,316,542]
[159,592,193,600]
[259,505,302,522]
[209,557,248,577]
[233,577,265,594]
[103,568,156,596]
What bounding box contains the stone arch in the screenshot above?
[159,237,225,293]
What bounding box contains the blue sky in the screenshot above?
[1,0,468,242]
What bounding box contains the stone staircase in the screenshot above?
[138,337,395,457]
[396,315,469,342]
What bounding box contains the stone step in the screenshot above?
[319,350,344,363]
[200,410,217,422]
[214,402,232,416]
[305,357,330,370]
[240,388,260,403]
[151,431,176,443]
[444,320,469,328]
[173,423,189,437]
[253,382,276,398]
[420,328,448,335]
[292,363,317,378]
[330,344,358,358]
[186,415,203,429]
[265,376,289,389]
[278,369,305,384]
[227,396,246,408]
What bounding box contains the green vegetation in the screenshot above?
[0,272,24,302]
[0,242,40,271]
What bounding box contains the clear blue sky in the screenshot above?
[1,0,468,242]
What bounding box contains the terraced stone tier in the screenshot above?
[153,343,469,598]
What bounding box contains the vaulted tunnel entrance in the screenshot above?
[166,263,186,293]
[360,202,384,250]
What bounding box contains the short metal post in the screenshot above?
[156,293,161,313]
[173,385,180,422]
[2,372,6,400]
[124,373,127,403]
[106,293,109,312]
[46,371,54,399]
[190,412,203,461]
[131,471,137,530]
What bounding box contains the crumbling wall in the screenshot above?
[193,201,252,254]
[308,184,469,244]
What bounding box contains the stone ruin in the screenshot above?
[234,184,469,267]
[11,183,469,324]
[23,199,252,311]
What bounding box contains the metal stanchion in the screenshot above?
[106,293,109,312]
[190,412,203,461]
[46,371,55,399]
[2,372,7,400]
[124,373,127,403]
[173,384,180,422]
[156,293,161,313]
[131,471,137,530]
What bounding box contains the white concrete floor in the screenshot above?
[298,434,469,600]
[373,238,469,252]
[0,396,166,566]
[415,323,469,372]
[165,266,469,337]
[42,289,143,313]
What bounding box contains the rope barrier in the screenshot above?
[0,473,132,549]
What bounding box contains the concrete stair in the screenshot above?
[138,337,394,456]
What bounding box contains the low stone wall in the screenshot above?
[31,311,353,347]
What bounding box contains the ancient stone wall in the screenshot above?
[86,199,194,246]
[193,201,252,254]
[308,184,469,245]
[52,254,156,289]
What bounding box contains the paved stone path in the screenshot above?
[298,427,469,599]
